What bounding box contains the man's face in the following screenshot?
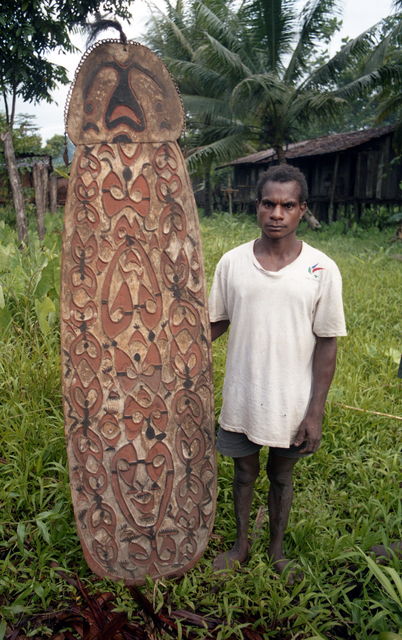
[256,180,306,241]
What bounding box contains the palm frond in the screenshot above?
[230,73,289,116]
[182,94,233,120]
[284,0,341,84]
[186,132,255,172]
[195,120,255,145]
[290,90,348,123]
[194,1,261,73]
[164,57,227,96]
[239,0,297,73]
[362,19,402,75]
[202,32,253,79]
[146,2,195,60]
[193,1,239,49]
[301,26,378,90]
[376,93,402,122]
[332,61,402,101]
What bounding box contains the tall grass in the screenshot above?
[1,210,402,639]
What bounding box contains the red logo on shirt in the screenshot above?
[308,263,324,278]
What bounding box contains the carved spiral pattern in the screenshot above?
[61,136,215,584]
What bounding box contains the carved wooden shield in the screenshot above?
[60,40,216,584]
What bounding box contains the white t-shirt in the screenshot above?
[208,240,347,447]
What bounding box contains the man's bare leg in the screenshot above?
[266,450,300,582]
[213,451,260,571]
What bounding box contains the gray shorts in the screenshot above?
[216,427,314,459]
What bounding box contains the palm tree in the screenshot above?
[145,0,390,170]
[367,4,402,149]
[145,0,402,224]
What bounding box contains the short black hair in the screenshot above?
[256,165,308,204]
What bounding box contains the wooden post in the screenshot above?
[354,153,361,196]
[204,167,212,217]
[354,201,359,222]
[376,135,390,200]
[221,175,238,219]
[42,163,49,214]
[228,175,233,218]
[50,174,57,216]
[33,161,47,241]
[328,154,340,225]
[1,130,28,246]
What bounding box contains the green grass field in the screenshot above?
[1,212,402,640]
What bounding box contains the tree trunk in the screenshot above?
[50,174,57,216]
[204,167,212,217]
[276,145,287,165]
[1,130,28,246]
[33,161,47,241]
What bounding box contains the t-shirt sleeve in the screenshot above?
[208,260,230,322]
[313,268,347,337]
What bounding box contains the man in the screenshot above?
[209,165,347,582]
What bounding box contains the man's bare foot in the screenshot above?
[213,544,249,571]
[271,558,304,585]
[370,541,402,563]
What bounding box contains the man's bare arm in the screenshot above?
[293,336,338,453]
[210,320,230,342]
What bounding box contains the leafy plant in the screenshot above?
[0,210,62,336]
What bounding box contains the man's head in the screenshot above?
[255,166,307,242]
[256,165,308,205]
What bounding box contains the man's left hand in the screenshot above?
[293,336,337,454]
[293,416,323,453]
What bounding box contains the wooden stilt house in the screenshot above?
[221,126,402,222]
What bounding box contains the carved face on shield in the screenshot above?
[112,441,174,533]
[66,43,184,145]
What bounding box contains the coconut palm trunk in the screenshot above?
[276,145,287,165]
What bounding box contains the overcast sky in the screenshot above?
[13,0,394,143]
